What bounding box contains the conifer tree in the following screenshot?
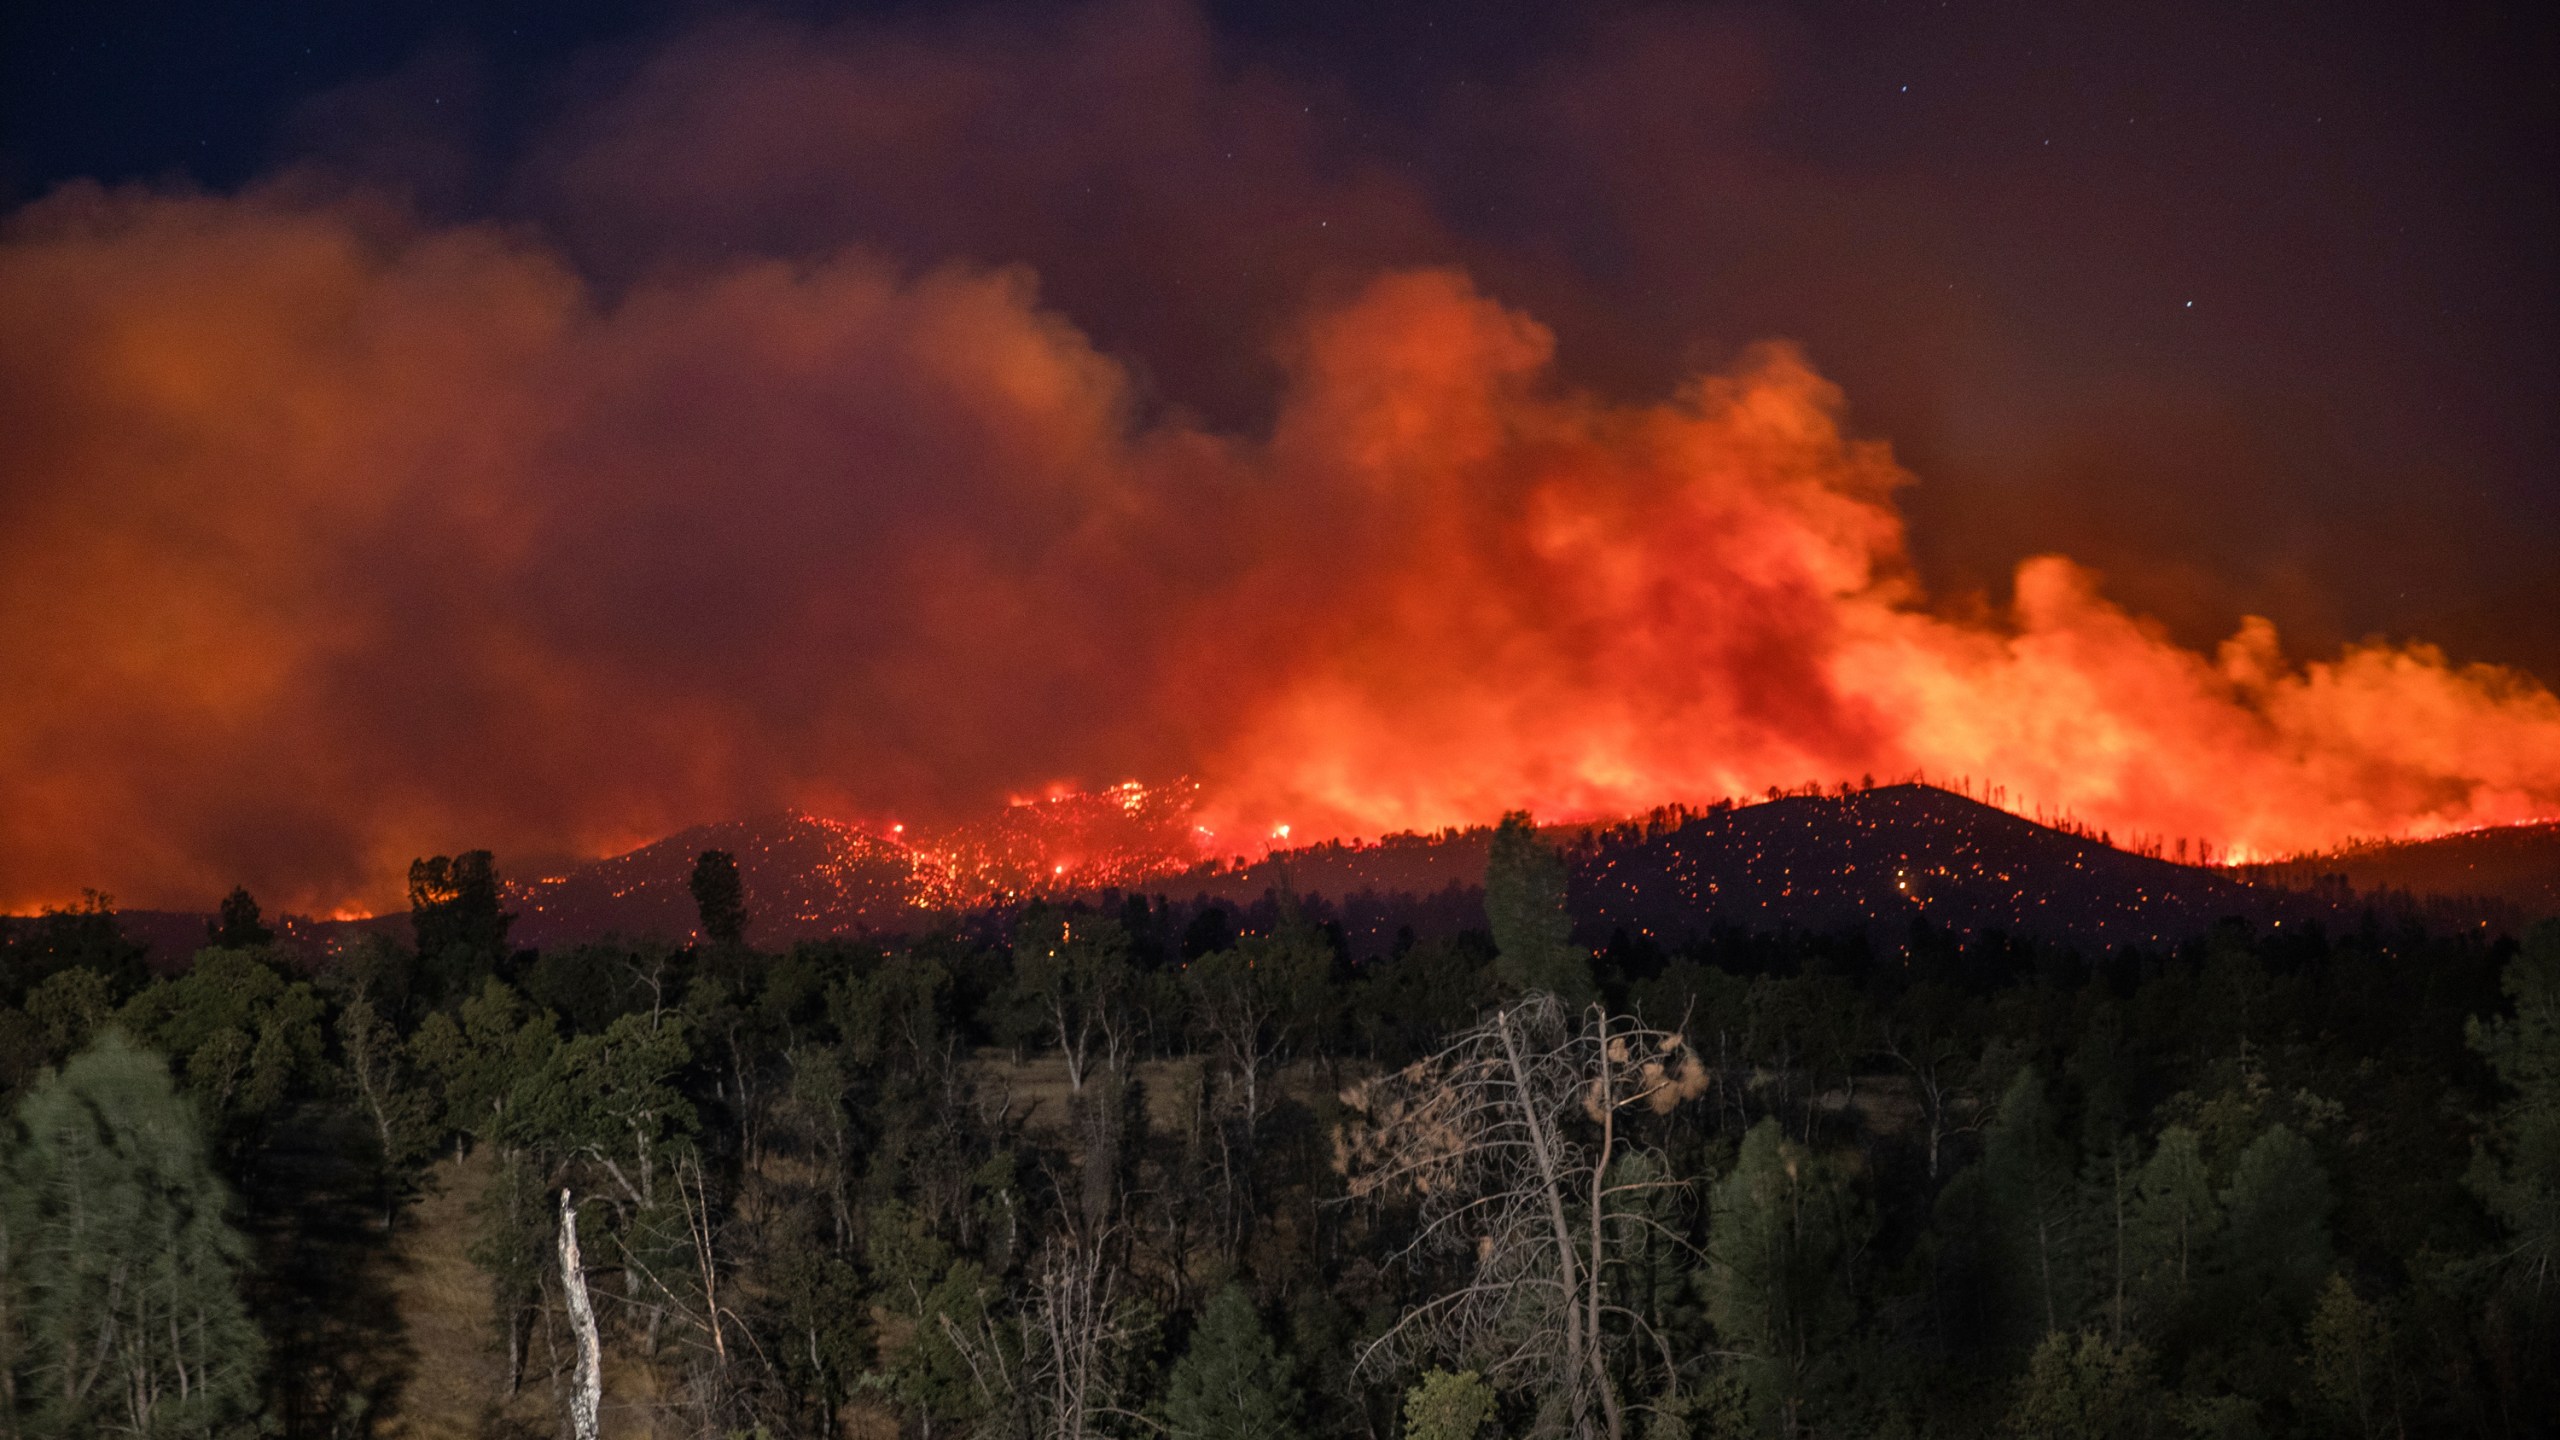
[2004,1331,2161,1440]
[2209,1123,2332,1327]
[2466,920,2560,1299]
[205,885,274,950]
[1402,1369,1498,1440]
[1,1033,263,1437]
[688,849,749,947]
[1163,1285,1303,1440]
[1703,1118,1865,1434]
[1484,813,1594,1005]
[1983,1069,2085,1345]
[2127,1125,2218,1340]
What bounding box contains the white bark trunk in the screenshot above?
[559,1189,604,1440]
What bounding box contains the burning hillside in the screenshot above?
[4,203,2558,914]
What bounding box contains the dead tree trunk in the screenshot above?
[559,1189,603,1440]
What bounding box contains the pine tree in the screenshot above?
[2466,919,2560,1299]
[2306,1274,2395,1440]
[1402,1369,1498,1440]
[205,885,274,950]
[1703,1118,1865,1435]
[1485,812,1594,1005]
[2004,1331,2161,1440]
[2126,1125,2218,1342]
[2210,1123,2332,1325]
[1983,1069,2086,1345]
[688,849,749,947]
[407,850,514,1006]
[1163,1285,1303,1440]
[1,1033,264,1437]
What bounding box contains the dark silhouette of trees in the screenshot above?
[4,827,2555,1437]
[407,850,513,1007]
[207,884,275,949]
[689,849,749,946]
[1485,812,1596,1005]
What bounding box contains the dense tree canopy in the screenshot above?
[0,861,2551,1438]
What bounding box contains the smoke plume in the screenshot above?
[3,2,2554,911]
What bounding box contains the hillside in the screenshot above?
[2241,820,2560,922]
[1569,785,2280,951]
[52,787,2543,966]
[507,813,921,948]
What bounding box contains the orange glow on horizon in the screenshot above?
[2,192,2555,913]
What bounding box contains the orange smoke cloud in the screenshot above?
[1197,271,2560,859]
[1,187,2554,912]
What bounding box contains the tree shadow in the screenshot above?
[238,1101,419,1438]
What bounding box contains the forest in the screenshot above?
[0,816,2552,1440]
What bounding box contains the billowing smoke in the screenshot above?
[3,3,2554,911]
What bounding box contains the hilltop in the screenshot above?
[2241,820,2560,920]
[42,785,2548,967]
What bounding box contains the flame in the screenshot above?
[0,192,2554,912]
[1190,272,2560,861]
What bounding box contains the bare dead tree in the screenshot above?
[559,1190,603,1440]
[1335,993,1711,1440]
[937,1228,1153,1440]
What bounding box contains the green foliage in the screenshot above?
[1703,1118,1866,1433]
[2004,1331,2160,1440]
[1485,813,1594,1005]
[0,846,2542,1437]
[1402,1368,1498,1440]
[521,941,660,1035]
[117,948,326,1143]
[2305,1274,2395,1440]
[886,1259,1006,1429]
[502,1010,695,1186]
[337,992,438,1201]
[1,1033,263,1437]
[23,966,115,1061]
[411,977,558,1149]
[2126,1125,2219,1349]
[2466,920,2560,1298]
[1162,1285,1303,1440]
[1982,1068,2087,1345]
[2208,1124,2332,1328]
[1001,906,1140,1086]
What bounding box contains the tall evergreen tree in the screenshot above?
[2466,920,2560,1299]
[204,886,273,950]
[1484,812,1594,1005]
[2209,1124,2332,1326]
[407,851,513,1006]
[1704,1118,1864,1434]
[688,849,749,947]
[1,1033,263,1437]
[1162,1285,1303,1440]
[2126,1126,2218,1345]
[2004,1331,2162,1440]
[1983,1069,2087,1345]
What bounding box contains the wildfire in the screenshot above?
[1183,273,2560,866]
[1,194,2555,913]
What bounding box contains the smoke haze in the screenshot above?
[4,0,2555,911]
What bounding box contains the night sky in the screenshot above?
[3,0,2556,909]
[11,0,2553,662]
